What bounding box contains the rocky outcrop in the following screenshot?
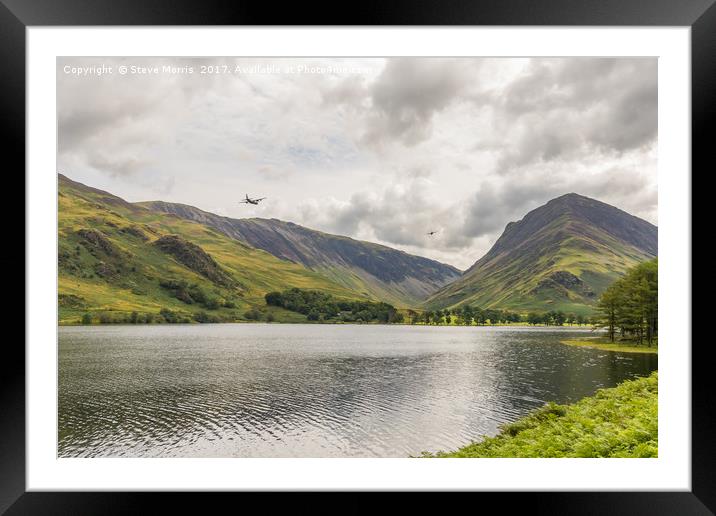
[152,234,236,288]
[76,228,119,257]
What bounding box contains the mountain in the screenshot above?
[138,201,461,307]
[58,174,369,324]
[424,193,657,314]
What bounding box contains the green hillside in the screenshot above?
[58,175,369,324]
[425,194,657,315]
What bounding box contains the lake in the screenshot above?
[58,324,657,457]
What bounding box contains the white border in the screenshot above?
[27,27,691,491]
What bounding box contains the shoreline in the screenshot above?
[560,337,658,354]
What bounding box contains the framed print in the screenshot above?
[5,0,710,512]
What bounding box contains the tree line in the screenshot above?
[80,307,233,324]
[595,259,657,345]
[265,288,404,323]
[407,307,589,326]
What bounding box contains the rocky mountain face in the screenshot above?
[140,201,461,306]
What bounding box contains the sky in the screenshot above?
[57,57,657,270]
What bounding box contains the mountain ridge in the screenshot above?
[425,193,657,314]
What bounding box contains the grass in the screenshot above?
[427,371,657,458]
[560,337,658,354]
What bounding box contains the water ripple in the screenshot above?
[58,324,657,457]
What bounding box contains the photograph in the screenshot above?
[56,56,659,459]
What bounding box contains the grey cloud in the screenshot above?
[321,76,367,107]
[587,79,658,152]
[331,193,374,236]
[58,58,194,177]
[299,177,466,252]
[362,58,475,147]
[495,113,584,172]
[86,153,150,178]
[577,167,657,221]
[57,57,248,178]
[487,58,657,174]
[461,181,561,239]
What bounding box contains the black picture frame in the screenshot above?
[4,0,707,513]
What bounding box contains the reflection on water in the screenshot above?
[58,324,657,457]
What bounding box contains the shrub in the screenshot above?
[81,313,92,325]
[244,309,261,321]
[204,298,221,310]
[194,311,210,323]
[159,307,179,323]
[265,291,283,306]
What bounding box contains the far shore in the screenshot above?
[58,319,595,328]
[560,337,658,354]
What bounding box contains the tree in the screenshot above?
[407,309,418,325]
[461,305,473,326]
[553,311,566,326]
[596,287,619,341]
[265,291,284,306]
[81,313,92,325]
[595,259,657,345]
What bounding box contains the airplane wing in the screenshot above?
[256,197,266,201]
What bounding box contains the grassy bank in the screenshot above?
[561,337,658,354]
[428,372,657,458]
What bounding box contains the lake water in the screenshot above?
[58,324,657,457]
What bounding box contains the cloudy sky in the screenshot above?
[57,57,657,270]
